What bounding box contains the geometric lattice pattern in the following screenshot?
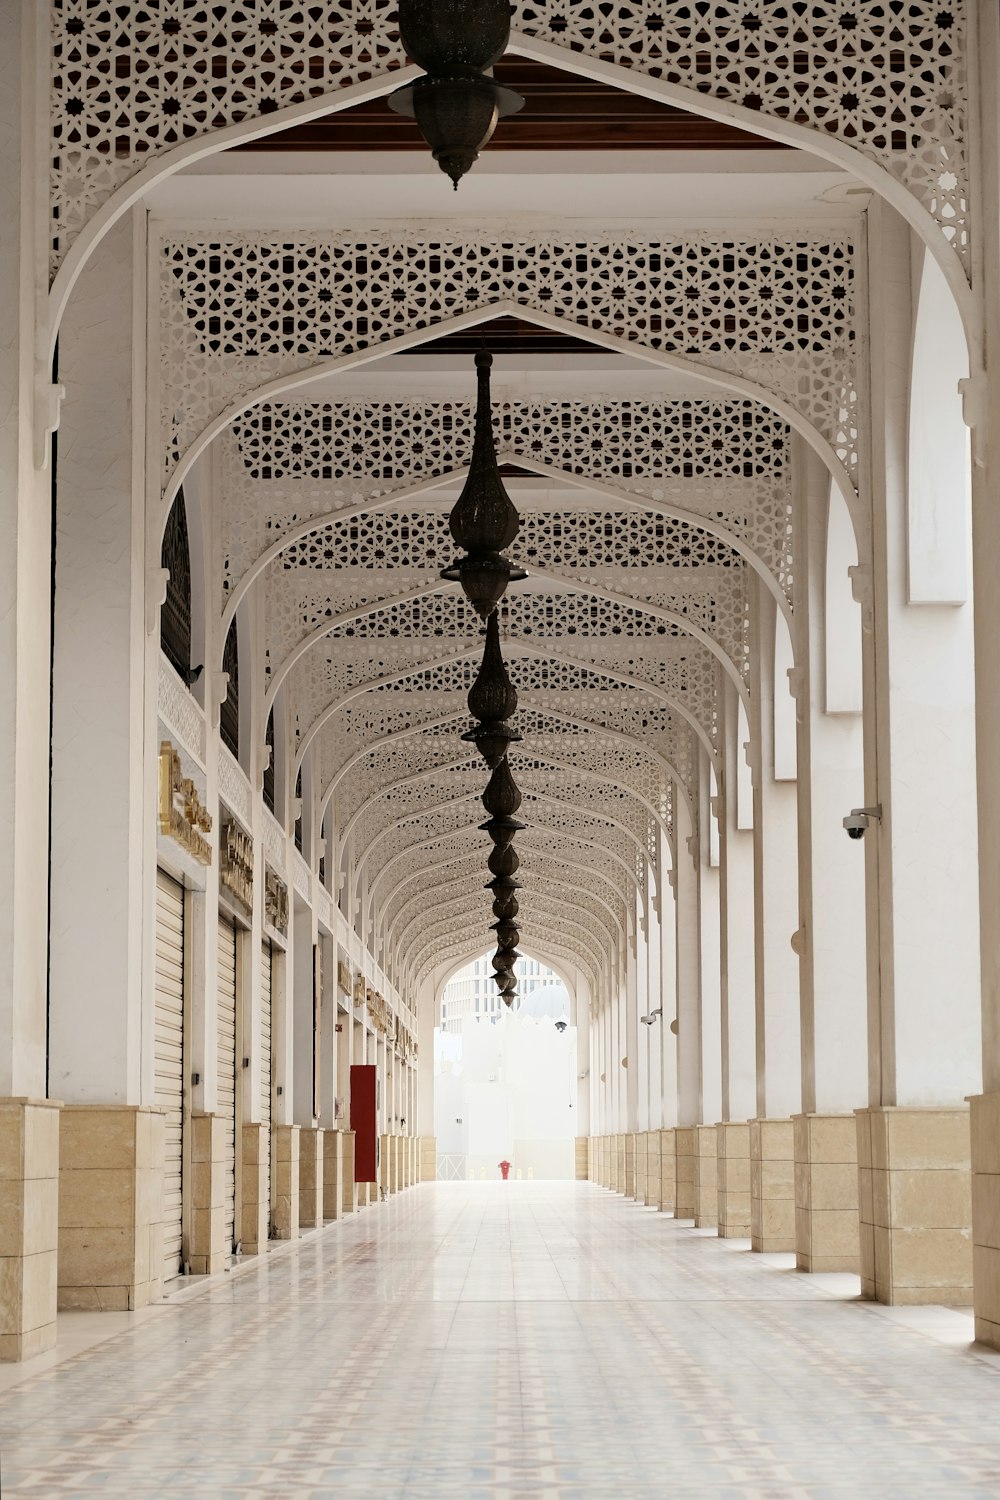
[220,399,794,603]
[52,3,969,275]
[159,231,858,483]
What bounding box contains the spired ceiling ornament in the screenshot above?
[388,0,524,190]
[441,351,526,619]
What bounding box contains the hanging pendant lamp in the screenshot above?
[441,352,526,617]
[387,1,524,190]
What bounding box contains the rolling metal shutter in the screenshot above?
[217,914,238,1256]
[260,939,273,1237]
[155,870,185,1285]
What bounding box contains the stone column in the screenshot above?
[299,1126,323,1229]
[271,1124,300,1240]
[853,204,980,1306]
[1,1102,61,1360]
[792,442,867,1273]
[748,577,801,1253]
[322,1128,343,1220]
[575,1137,589,1180]
[419,1134,436,1183]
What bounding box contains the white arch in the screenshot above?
[325,702,688,839]
[47,36,974,365]
[347,774,650,888]
[291,640,720,776]
[353,754,659,903]
[432,945,580,1014]
[219,459,790,640]
[263,570,749,722]
[366,821,634,946]
[407,899,611,986]
[386,864,620,966]
[158,301,864,546]
[392,881,619,972]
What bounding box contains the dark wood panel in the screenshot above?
[395,315,609,357]
[232,58,789,153]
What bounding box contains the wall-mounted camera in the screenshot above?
[843,805,882,840]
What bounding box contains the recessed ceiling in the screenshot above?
[231,57,793,155]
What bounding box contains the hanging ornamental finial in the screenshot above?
[441,351,526,619]
[387,0,524,190]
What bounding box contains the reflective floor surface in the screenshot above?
[2,1181,1000,1497]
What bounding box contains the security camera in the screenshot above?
[640,1014,654,1026]
[843,805,882,840]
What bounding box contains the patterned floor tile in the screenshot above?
[2,1184,1000,1496]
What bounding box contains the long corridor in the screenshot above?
[2,1183,1000,1498]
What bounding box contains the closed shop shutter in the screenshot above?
[260,939,273,1237]
[217,914,238,1256]
[155,869,185,1285]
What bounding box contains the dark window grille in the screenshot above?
[263,709,275,813]
[294,767,303,851]
[160,490,191,678]
[220,621,239,758]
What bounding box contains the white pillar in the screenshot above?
[675,786,701,1126]
[720,681,757,1122]
[0,1,58,1099]
[794,443,868,1112]
[659,825,678,1127]
[750,578,801,1120]
[863,201,981,1106]
[699,749,722,1126]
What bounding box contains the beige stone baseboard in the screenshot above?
[189,1113,227,1277]
[634,1132,647,1203]
[750,1117,795,1255]
[624,1133,636,1198]
[794,1113,858,1271]
[1,1099,62,1361]
[299,1127,324,1228]
[271,1125,300,1241]
[694,1125,717,1228]
[717,1122,751,1237]
[971,1092,1000,1348]
[341,1130,357,1210]
[659,1128,677,1214]
[56,1103,163,1318]
[646,1131,662,1208]
[322,1129,343,1220]
[856,1106,972,1306]
[675,1128,695,1219]
[575,1136,589,1181]
[240,1124,269,1254]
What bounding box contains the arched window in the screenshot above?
[294,766,303,852]
[220,621,239,759]
[263,709,275,814]
[160,490,191,679]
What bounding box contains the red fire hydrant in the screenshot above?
[498,1160,511,1181]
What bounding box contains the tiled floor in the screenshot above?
[3,1183,1000,1498]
